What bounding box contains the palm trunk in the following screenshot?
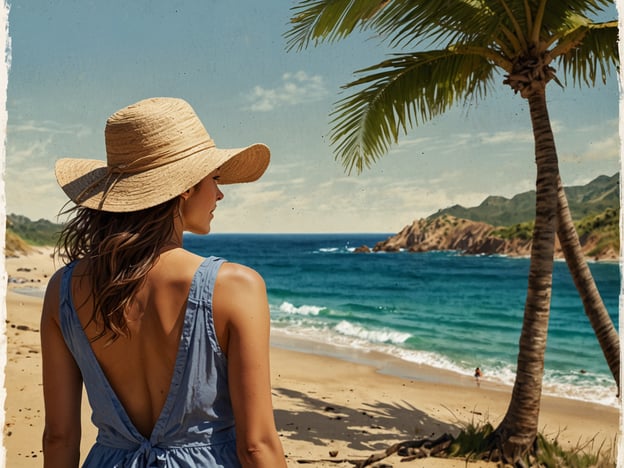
[493,89,559,464]
[556,176,620,393]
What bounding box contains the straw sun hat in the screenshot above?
[55,97,270,212]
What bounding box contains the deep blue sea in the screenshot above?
[186,233,620,407]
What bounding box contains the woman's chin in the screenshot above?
[185,226,211,235]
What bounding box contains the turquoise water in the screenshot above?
[186,233,620,407]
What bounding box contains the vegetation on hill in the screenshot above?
[5,214,63,255]
[430,174,619,226]
[575,208,620,257]
[491,208,619,251]
[491,222,534,241]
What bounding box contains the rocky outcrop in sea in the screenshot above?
[357,215,617,261]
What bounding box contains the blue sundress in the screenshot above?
[58,257,242,467]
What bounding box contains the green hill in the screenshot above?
[6,214,63,248]
[430,174,619,226]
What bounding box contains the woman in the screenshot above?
[40,97,287,467]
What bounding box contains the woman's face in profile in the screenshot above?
[181,169,224,234]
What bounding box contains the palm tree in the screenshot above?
[285,0,618,462]
[556,175,620,394]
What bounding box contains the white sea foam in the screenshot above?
[390,347,471,376]
[540,370,618,407]
[318,247,339,253]
[278,301,323,316]
[270,321,618,408]
[334,320,411,344]
[11,286,46,298]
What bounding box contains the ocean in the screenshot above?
[186,233,620,408]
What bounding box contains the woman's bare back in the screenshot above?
[70,249,205,437]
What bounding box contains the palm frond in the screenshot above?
[286,0,616,52]
[496,0,530,49]
[486,0,614,43]
[286,0,518,53]
[369,0,498,48]
[530,0,547,43]
[545,0,613,17]
[535,0,614,32]
[329,50,496,173]
[555,21,619,87]
[285,0,387,51]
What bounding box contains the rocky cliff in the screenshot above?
[357,214,617,261]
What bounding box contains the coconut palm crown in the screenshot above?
[286,0,617,173]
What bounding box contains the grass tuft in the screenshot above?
[445,421,616,467]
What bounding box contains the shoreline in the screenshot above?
[3,249,620,467]
[270,329,619,409]
[272,330,512,392]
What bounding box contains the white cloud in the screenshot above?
[245,70,328,112]
[390,127,534,158]
[583,134,620,161]
[7,135,54,162]
[575,118,618,134]
[5,117,97,219]
[9,119,92,138]
[560,134,620,163]
[477,129,533,144]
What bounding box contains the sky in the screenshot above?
[4,1,621,233]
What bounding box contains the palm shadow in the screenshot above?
[273,386,462,453]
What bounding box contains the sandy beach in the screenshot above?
[3,249,620,467]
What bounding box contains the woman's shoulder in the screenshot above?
[213,262,268,327]
[213,263,267,314]
[217,262,265,289]
[41,265,71,324]
[44,264,73,297]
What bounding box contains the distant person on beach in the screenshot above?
[474,367,483,386]
[40,98,286,467]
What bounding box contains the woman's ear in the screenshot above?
[180,188,193,201]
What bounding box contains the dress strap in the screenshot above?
[187,256,226,305]
[58,261,79,326]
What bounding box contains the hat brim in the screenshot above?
[55,143,269,212]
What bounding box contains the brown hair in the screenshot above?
[56,197,180,342]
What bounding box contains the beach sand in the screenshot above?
[3,249,620,467]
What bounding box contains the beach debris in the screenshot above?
[358,434,454,465]
[296,433,455,466]
[8,275,43,284]
[9,323,39,333]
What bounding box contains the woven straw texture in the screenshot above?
[55,97,269,212]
